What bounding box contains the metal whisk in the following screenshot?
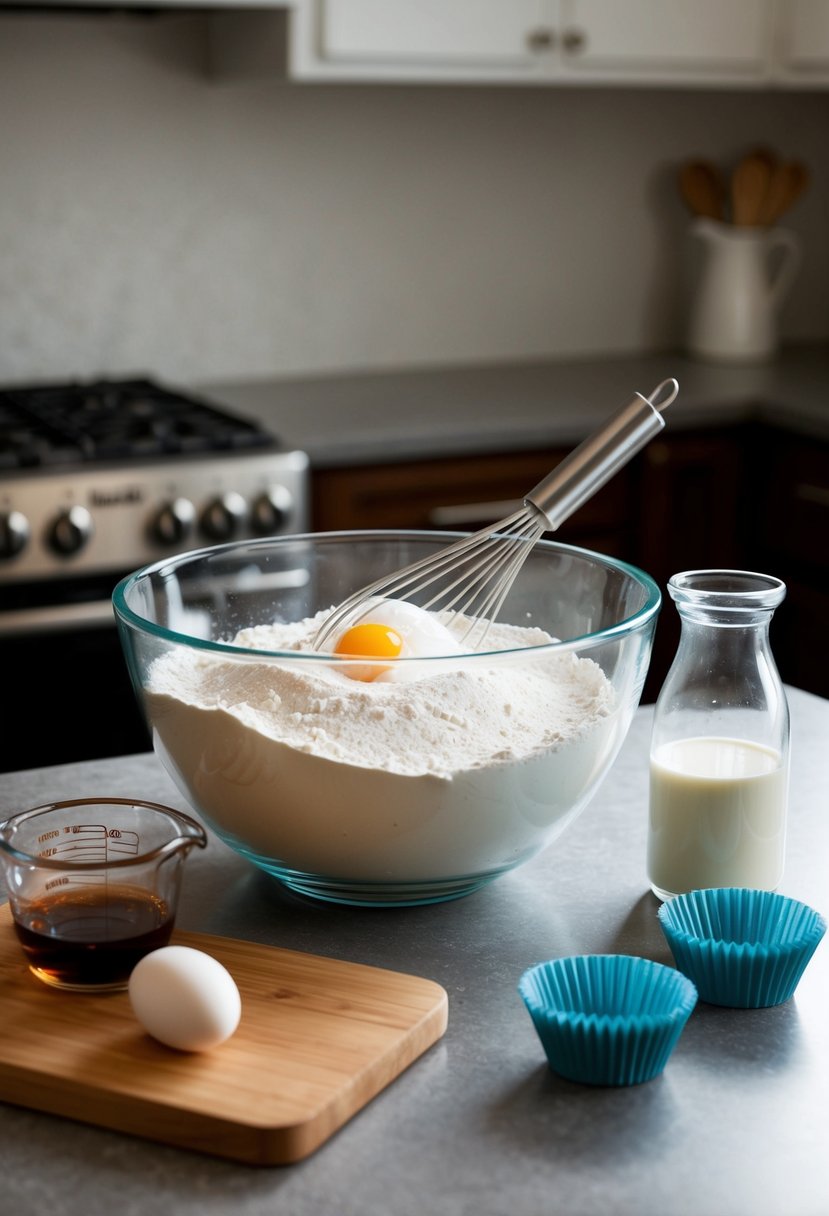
[313,378,678,652]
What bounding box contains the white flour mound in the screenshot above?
[146,611,621,883]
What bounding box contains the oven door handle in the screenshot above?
[0,599,116,637]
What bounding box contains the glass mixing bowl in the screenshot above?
[113,531,660,906]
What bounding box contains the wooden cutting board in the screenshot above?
[0,905,448,1165]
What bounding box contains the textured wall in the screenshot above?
[0,12,827,386]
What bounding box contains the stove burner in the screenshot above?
[0,377,276,470]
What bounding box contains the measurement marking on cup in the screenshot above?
[35,824,140,861]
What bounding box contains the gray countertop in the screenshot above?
[1,685,827,1216]
[200,345,829,467]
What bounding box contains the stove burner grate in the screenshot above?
[0,378,276,470]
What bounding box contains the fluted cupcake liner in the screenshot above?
[518,954,697,1087]
[658,887,826,1009]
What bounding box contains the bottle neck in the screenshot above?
[667,570,784,687]
[654,569,789,750]
[668,569,786,626]
[675,607,776,638]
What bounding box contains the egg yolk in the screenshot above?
[334,622,403,681]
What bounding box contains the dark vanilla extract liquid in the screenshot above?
[13,883,174,989]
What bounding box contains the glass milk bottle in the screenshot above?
[647,570,789,901]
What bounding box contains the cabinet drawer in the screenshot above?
[312,449,632,546]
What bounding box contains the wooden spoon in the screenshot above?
[678,160,727,221]
[731,152,774,226]
[747,145,779,177]
[757,161,810,226]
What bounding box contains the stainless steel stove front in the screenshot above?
[0,445,309,772]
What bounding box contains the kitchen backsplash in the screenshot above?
[1,11,828,386]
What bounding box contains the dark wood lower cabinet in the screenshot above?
[635,426,750,702]
[312,422,828,700]
[749,427,829,701]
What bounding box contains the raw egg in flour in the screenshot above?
[333,598,462,681]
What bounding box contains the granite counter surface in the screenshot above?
[0,687,827,1216]
[200,345,829,467]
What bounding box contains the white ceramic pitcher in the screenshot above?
[687,218,800,363]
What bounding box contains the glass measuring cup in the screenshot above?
[0,798,207,991]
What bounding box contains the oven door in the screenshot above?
[0,574,151,773]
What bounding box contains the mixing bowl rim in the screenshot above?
[112,529,661,663]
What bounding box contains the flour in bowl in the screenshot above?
[145,612,622,885]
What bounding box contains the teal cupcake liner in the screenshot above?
[658,887,826,1009]
[518,954,697,1087]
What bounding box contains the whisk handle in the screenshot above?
[524,378,678,531]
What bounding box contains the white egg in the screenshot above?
[128,946,242,1052]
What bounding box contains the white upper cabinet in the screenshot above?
[555,1,772,83]
[284,0,774,84]
[774,0,829,82]
[207,0,829,88]
[319,0,553,74]
[289,0,557,81]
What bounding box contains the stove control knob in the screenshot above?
[200,491,247,541]
[0,509,30,560]
[49,505,94,556]
[251,485,294,534]
[152,497,196,547]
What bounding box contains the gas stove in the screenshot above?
[0,377,309,588]
[0,375,310,770]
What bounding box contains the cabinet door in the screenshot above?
[558,0,773,82]
[752,430,829,696]
[775,0,829,83]
[295,0,557,81]
[635,429,746,702]
[322,0,552,64]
